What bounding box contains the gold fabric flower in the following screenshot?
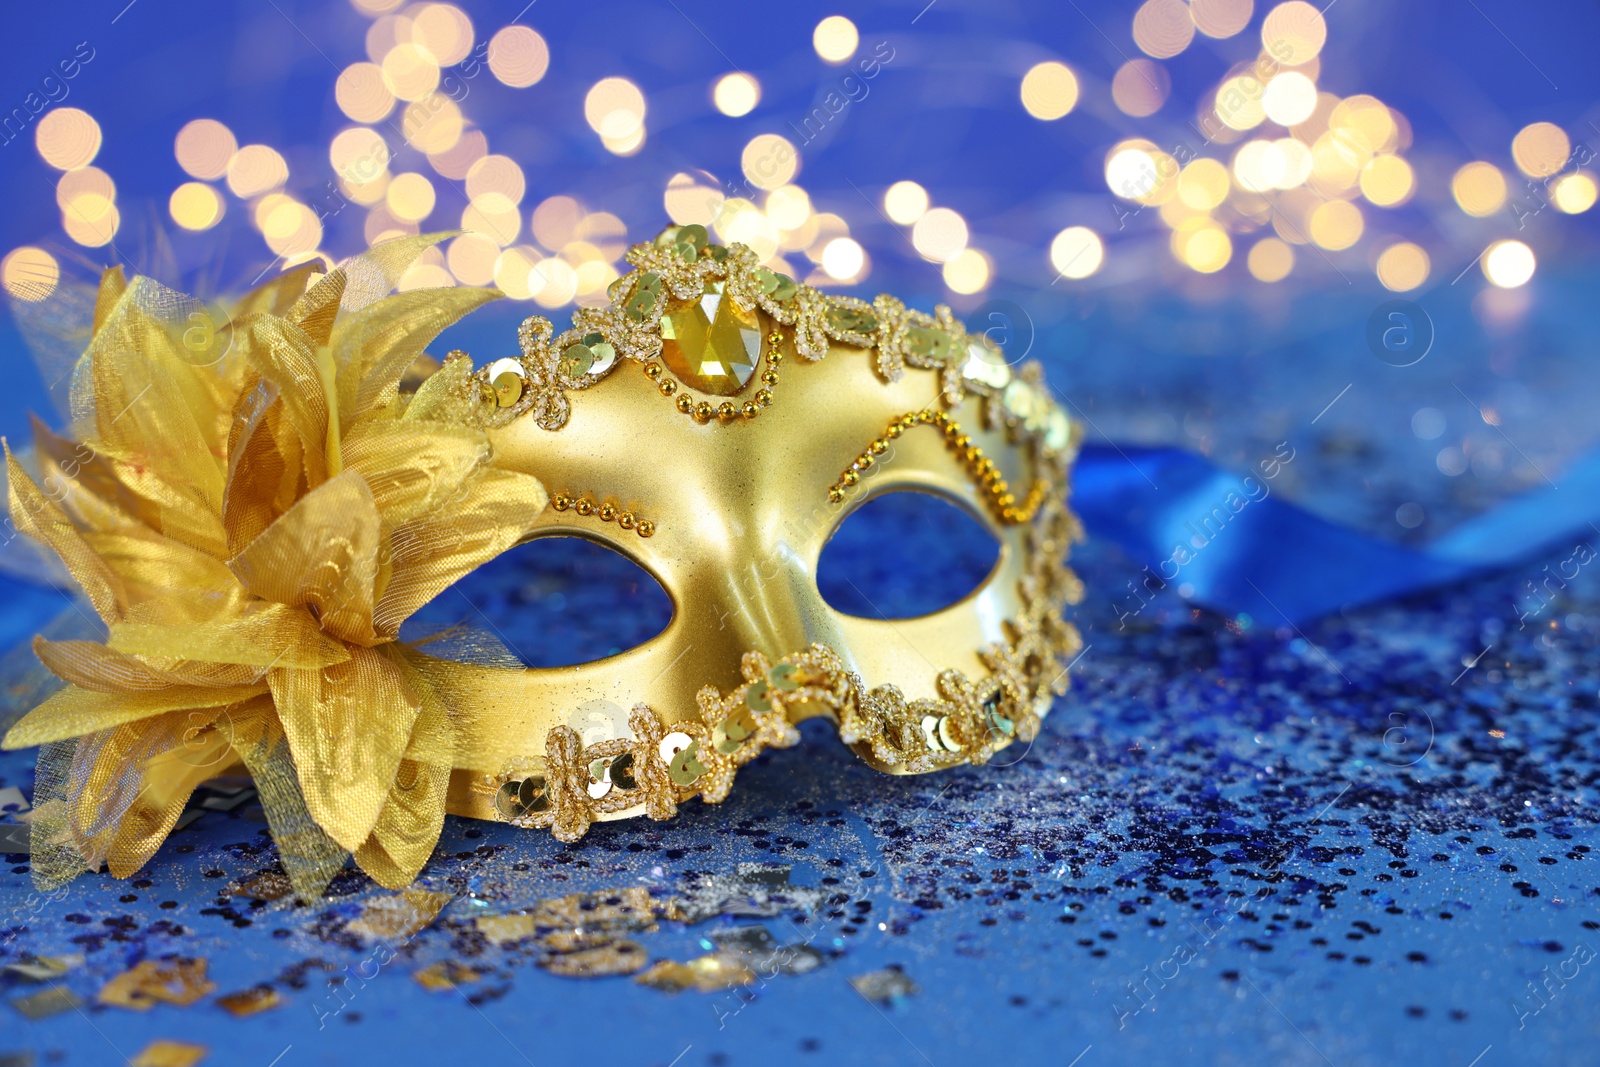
[2,236,547,896]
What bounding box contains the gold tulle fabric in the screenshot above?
[1,236,547,897]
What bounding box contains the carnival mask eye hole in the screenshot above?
[817,491,1000,619]
[402,537,672,667]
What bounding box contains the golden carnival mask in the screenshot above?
[1,229,1083,898]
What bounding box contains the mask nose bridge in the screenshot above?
[680,498,852,664]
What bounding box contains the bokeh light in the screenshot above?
[813,16,859,63]
[1375,242,1429,291]
[884,181,929,225]
[1511,122,1570,178]
[169,183,224,231]
[386,173,436,223]
[488,26,549,87]
[1360,155,1414,207]
[741,134,799,191]
[1247,237,1294,281]
[336,63,395,123]
[585,77,646,140]
[1483,240,1535,288]
[1132,0,1195,59]
[410,3,474,66]
[821,237,866,280]
[942,248,990,294]
[1021,62,1080,120]
[1309,199,1363,250]
[912,207,968,263]
[1451,162,1507,217]
[35,108,101,171]
[1113,60,1170,117]
[1191,0,1253,38]
[1051,227,1105,279]
[174,119,237,181]
[381,43,440,101]
[714,73,761,117]
[1,247,59,302]
[1551,172,1597,214]
[226,144,289,198]
[1263,72,1317,126]
[1261,1,1326,66]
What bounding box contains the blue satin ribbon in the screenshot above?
[1074,443,1600,626]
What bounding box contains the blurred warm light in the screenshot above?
[488,26,549,87]
[1451,162,1507,217]
[664,172,723,225]
[63,196,119,248]
[1106,144,1161,200]
[35,108,101,171]
[576,212,628,260]
[1,247,59,302]
[494,246,541,300]
[382,43,441,101]
[1552,172,1597,214]
[1308,199,1363,250]
[462,197,521,245]
[601,125,647,156]
[911,207,968,263]
[720,203,780,260]
[1132,0,1195,59]
[531,196,583,249]
[262,199,322,256]
[1112,59,1169,117]
[714,73,761,117]
[467,155,526,205]
[411,4,474,66]
[337,62,395,123]
[1020,61,1080,120]
[741,134,799,191]
[351,0,405,15]
[1233,140,1287,192]
[169,182,224,231]
[805,213,849,263]
[1177,158,1230,209]
[532,256,579,307]
[1216,76,1267,130]
[386,173,436,222]
[447,232,499,285]
[1375,242,1429,292]
[1308,132,1361,194]
[1275,137,1313,188]
[1261,1,1325,65]
[1329,95,1397,156]
[1511,122,1570,178]
[1173,219,1232,272]
[1262,72,1316,126]
[585,77,646,139]
[398,263,455,291]
[429,129,487,180]
[1050,226,1104,279]
[174,119,237,181]
[403,97,464,154]
[365,13,406,61]
[813,16,859,63]
[342,172,390,206]
[330,128,391,184]
[942,248,990,294]
[1360,155,1414,207]
[575,260,619,305]
[821,237,866,280]
[1191,0,1253,38]
[884,181,929,225]
[366,205,415,245]
[226,145,289,198]
[766,185,812,231]
[1247,237,1293,281]
[57,167,115,210]
[1483,240,1535,288]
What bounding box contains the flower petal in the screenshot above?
[268,645,421,853]
[3,682,264,749]
[5,442,127,623]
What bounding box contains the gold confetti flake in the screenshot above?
[412,961,481,992]
[99,959,216,1011]
[129,1040,208,1067]
[347,888,454,942]
[849,966,921,1004]
[635,953,756,993]
[10,985,83,1019]
[3,955,82,982]
[476,912,539,944]
[538,940,648,978]
[215,986,280,1017]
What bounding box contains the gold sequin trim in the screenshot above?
[550,493,655,537]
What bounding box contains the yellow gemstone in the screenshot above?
[659,282,761,396]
